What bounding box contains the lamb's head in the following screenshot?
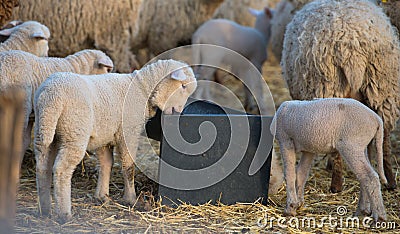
[74,49,114,74]
[150,63,197,115]
[249,7,274,43]
[0,21,50,57]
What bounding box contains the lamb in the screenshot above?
[33,59,197,222]
[0,49,114,156]
[281,0,400,192]
[0,21,50,57]
[272,98,387,222]
[191,8,273,114]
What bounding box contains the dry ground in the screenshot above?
[13,54,400,233]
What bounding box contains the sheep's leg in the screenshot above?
[338,146,386,222]
[35,140,58,217]
[118,141,138,205]
[296,152,314,205]
[329,152,343,193]
[94,146,114,202]
[53,145,87,223]
[383,128,396,190]
[280,141,299,216]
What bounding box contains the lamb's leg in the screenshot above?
[192,66,216,101]
[35,140,58,217]
[355,182,371,216]
[329,152,344,193]
[280,141,299,216]
[53,145,87,223]
[338,146,386,222]
[383,127,396,190]
[296,152,314,205]
[22,96,33,155]
[94,146,114,202]
[22,117,34,156]
[118,141,138,205]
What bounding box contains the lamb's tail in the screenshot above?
[374,118,387,185]
[33,85,63,157]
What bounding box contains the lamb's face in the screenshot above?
[22,22,51,57]
[92,53,114,74]
[152,66,197,114]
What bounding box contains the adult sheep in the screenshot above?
[0,49,113,157]
[0,0,19,26]
[281,0,400,191]
[11,0,225,72]
[34,59,196,222]
[381,1,400,33]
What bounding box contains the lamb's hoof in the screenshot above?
[38,208,51,218]
[94,196,111,205]
[355,208,371,217]
[244,104,260,115]
[56,213,72,224]
[329,185,343,193]
[284,204,299,216]
[385,182,397,191]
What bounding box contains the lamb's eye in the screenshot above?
[182,84,187,89]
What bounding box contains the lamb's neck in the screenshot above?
[65,53,93,74]
[254,23,271,44]
[134,61,173,98]
[133,61,173,118]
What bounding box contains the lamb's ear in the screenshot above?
[248,8,261,17]
[98,57,114,69]
[31,31,48,40]
[0,27,15,36]
[171,69,186,81]
[1,20,23,30]
[264,7,273,19]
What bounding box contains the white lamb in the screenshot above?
[272,98,387,222]
[0,21,50,56]
[191,8,273,113]
[0,49,114,155]
[34,59,197,222]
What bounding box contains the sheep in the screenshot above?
[11,0,227,72]
[0,0,19,26]
[272,98,387,222]
[269,0,390,61]
[281,0,400,192]
[191,8,273,114]
[0,21,50,57]
[0,49,114,157]
[33,59,197,222]
[213,0,270,27]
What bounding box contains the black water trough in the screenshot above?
[145,98,273,206]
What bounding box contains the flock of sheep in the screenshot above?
[1,0,399,226]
